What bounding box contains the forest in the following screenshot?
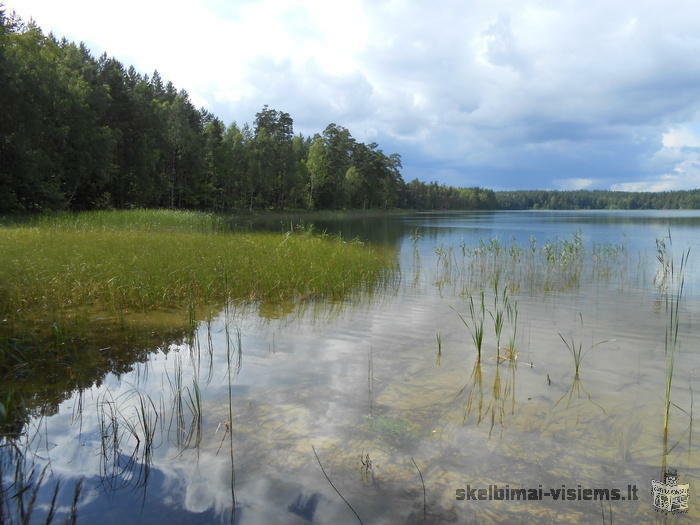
[0,10,496,214]
[495,189,700,210]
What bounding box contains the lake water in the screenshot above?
[3,210,700,524]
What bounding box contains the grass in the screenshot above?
[452,292,486,362]
[505,297,518,359]
[433,232,629,295]
[0,209,395,333]
[24,208,226,232]
[490,281,507,357]
[655,231,691,473]
[557,332,608,379]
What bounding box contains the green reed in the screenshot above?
[0,452,56,525]
[656,231,691,440]
[437,232,628,296]
[505,298,518,358]
[453,291,486,362]
[558,322,608,380]
[0,210,395,335]
[490,282,506,356]
[27,208,225,232]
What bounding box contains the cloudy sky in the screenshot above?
[8,0,700,191]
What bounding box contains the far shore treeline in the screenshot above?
[2,10,699,215]
[496,189,700,210]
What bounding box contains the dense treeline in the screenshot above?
[496,190,700,210]
[0,11,495,214]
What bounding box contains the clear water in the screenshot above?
[3,210,700,524]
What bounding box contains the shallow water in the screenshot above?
[2,210,700,524]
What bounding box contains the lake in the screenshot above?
[3,210,700,524]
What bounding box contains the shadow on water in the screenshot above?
[229,211,410,249]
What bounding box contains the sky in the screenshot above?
[7,0,700,191]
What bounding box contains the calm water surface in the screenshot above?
[3,210,700,524]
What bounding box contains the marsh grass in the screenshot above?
[452,292,486,362]
[453,281,520,430]
[165,356,204,452]
[504,298,518,360]
[552,317,609,415]
[490,287,505,356]
[27,208,226,232]
[433,232,629,295]
[557,333,608,379]
[0,210,395,336]
[90,359,206,492]
[655,232,691,478]
[0,447,79,525]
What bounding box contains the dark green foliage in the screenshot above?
[0,14,495,214]
[496,189,700,210]
[405,180,497,209]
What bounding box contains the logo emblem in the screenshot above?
[651,470,689,513]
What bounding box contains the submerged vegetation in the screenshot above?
[0,210,396,337]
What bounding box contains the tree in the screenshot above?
[305,137,328,209]
[321,123,354,208]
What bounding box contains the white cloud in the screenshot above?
[8,0,700,189]
[613,125,700,191]
[662,126,700,148]
[610,166,700,191]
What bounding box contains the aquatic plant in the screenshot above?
[453,291,486,362]
[411,457,427,522]
[490,283,507,356]
[558,332,608,379]
[505,298,518,359]
[0,210,396,336]
[27,208,226,233]
[312,445,365,524]
[365,414,417,444]
[0,446,84,525]
[551,316,609,414]
[655,232,691,450]
[437,232,628,295]
[435,332,442,366]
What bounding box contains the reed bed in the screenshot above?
[433,233,629,294]
[0,210,396,329]
[21,208,226,232]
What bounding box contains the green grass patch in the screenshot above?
[19,208,226,232]
[0,210,396,328]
